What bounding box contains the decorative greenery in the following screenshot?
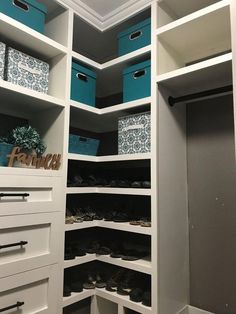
[0,125,46,155]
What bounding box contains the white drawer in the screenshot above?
[0,212,62,278]
[0,265,60,314]
[0,175,63,216]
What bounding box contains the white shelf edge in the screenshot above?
[156,0,230,36]
[0,166,63,177]
[64,254,96,269]
[97,255,152,275]
[0,79,66,108]
[71,45,151,71]
[72,51,102,70]
[156,52,232,83]
[64,221,152,235]
[62,290,94,308]
[95,289,152,314]
[70,97,151,116]
[101,45,151,69]
[66,187,151,196]
[62,289,152,312]
[0,13,68,57]
[67,153,151,162]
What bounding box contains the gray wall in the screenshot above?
[187,95,236,314]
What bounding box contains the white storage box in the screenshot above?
[6,47,49,93]
[0,42,6,79]
[118,111,151,154]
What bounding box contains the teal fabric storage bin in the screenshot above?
[0,143,14,166]
[0,0,47,34]
[123,59,151,102]
[69,135,99,156]
[118,18,151,56]
[71,62,97,107]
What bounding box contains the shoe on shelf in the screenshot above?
[86,241,100,254]
[140,217,151,227]
[64,247,76,260]
[142,180,151,188]
[95,273,107,288]
[63,285,71,297]
[142,291,151,307]
[96,246,111,255]
[83,273,96,289]
[113,212,129,223]
[70,281,83,293]
[129,287,144,302]
[130,181,142,188]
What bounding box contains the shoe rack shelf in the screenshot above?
[66,187,151,196]
[65,221,152,235]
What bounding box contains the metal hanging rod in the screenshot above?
[168,85,233,106]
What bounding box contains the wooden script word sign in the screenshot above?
[7,147,61,170]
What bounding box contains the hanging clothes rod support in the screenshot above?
[168,85,233,106]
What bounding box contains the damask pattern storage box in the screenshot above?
[0,42,6,79]
[117,18,151,56]
[0,0,47,34]
[118,112,151,154]
[123,59,151,102]
[5,47,49,93]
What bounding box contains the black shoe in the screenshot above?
[63,285,71,297]
[70,281,83,293]
[142,291,151,306]
[130,288,144,302]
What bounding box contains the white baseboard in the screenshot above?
[177,305,214,314]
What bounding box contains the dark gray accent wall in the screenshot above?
[187,95,236,314]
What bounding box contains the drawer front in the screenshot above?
[0,265,60,314]
[0,212,62,278]
[0,175,63,216]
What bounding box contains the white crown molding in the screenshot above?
[60,0,152,31]
[102,0,152,30]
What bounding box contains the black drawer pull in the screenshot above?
[0,301,24,312]
[133,69,146,79]
[13,0,29,11]
[0,241,28,250]
[0,193,30,198]
[76,72,88,82]
[129,30,142,40]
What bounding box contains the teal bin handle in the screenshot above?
[13,0,29,12]
[133,69,146,79]
[129,30,142,40]
[76,72,88,82]
[79,137,88,142]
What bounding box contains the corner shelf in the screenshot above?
[68,153,151,163]
[66,187,151,196]
[0,13,68,59]
[65,221,151,235]
[64,254,96,269]
[70,97,151,133]
[62,289,94,308]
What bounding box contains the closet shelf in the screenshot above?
[63,288,152,313]
[64,254,96,269]
[70,97,151,133]
[72,45,151,71]
[68,153,151,163]
[96,289,152,314]
[65,221,152,235]
[66,187,151,196]
[0,13,67,59]
[156,53,232,95]
[0,167,63,177]
[64,255,152,274]
[0,80,65,118]
[156,0,230,37]
[62,289,94,308]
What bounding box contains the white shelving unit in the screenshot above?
[1,0,235,314]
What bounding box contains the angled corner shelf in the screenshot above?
[68,153,151,163]
[70,97,151,133]
[0,13,68,60]
[66,187,151,196]
[65,221,152,235]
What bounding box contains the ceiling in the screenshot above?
[79,0,130,17]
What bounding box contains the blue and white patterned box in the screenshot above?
[0,42,6,80]
[118,111,151,154]
[6,47,49,93]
